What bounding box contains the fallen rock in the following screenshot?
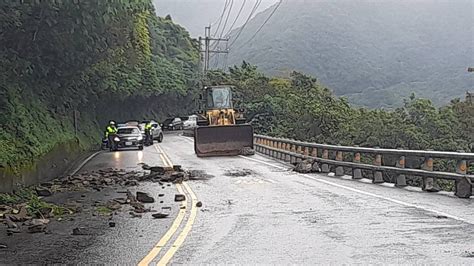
[105,200,122,211]
[5,206,30,222]
[5,216,18,229]
[124,180,139,186]
[27,219,50,234]
[109,222,116,227]
[136,192,155,203]
[113,198,128,205]
[72,227,88,235]
[152,213,169,219]
[294,159,313,173]
[196,201,203,208]
[35,186,52,197]
[150,166,166,174]
[126,190,138,203]
[173,165,183,172]
[7,228,21,235]
[239,147,255,156]
[129,211,142,218]
[158,194,164,197]
[174,194,186,202]
[311,161,321,172]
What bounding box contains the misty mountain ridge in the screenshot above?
[226,0,473,108]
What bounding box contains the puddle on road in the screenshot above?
[187,170,214,180]
[224,168,255,177]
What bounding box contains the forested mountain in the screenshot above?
[227,0,473,108]
[0,1,200,172]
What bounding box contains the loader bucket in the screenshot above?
[194,124,254,157]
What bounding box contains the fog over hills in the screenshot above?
[154,0,474,108]
[152,0,277,37]
[226,0,474,108]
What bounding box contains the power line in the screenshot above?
[236,0,282,49]
[219,0,234,38]
[224,0,247,38]
[213,0,230,37]
[211,0,234,67]
[228,0,262,49]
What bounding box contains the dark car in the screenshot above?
[162,117,183,130]
[115,126,144,150]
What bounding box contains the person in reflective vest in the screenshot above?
[144,121,153,145]
[105,121,118,148]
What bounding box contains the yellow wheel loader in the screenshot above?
[194,85,254,157]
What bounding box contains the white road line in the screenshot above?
[70,151,102,175]
[240,155,473,225]
[179,135,473,225]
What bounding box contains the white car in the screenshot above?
[183,115,198,129]
[139,120,163,142]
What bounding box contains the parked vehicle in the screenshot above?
[183,115,198,129]
[162,117,183,130]
[138,120,163,143]
[113,126,144,150]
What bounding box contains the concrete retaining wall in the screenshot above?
[0,140,90,193]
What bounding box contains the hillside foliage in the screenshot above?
[0,1,200,171]
[207,62,473,153]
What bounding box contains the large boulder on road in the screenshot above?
[136,192,155,203]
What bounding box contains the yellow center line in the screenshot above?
[154,144,171,168]
[138,183,187,266]
[155,144,173,168]
[157,182,198,265]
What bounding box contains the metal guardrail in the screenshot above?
[254,134,474,198]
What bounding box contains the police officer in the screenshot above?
[105,121,118,148]
[144,121,153,145]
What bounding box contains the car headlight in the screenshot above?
[137,135,143,140]
[114,137,120,142]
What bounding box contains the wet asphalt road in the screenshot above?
[158,133,474,264]
[79,132,474,264]
[4,132,472,264]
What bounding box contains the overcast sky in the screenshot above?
[153,0,278,37]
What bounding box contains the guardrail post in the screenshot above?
[304,146,309,157]
[290,144,296,164]
[275,141,281,159]
[285,143,291,162]
[421,155,439,192]
[373,149,384,183]
[295,145,302,163]
[321,149,330,173]
[395,155,407,187]
[352,151,362,179]
[335,150,344,176]
[455,152,472,198]
[311,147,317,158]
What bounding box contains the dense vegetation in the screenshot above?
[227,0,473,108]
[0,1,200,172]
[207,62,473,154]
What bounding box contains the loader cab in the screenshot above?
[205,86,233,109]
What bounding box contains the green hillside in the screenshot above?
[227,0,473,108]
[0,1,200,172]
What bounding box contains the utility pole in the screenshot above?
[199,25,229,74]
